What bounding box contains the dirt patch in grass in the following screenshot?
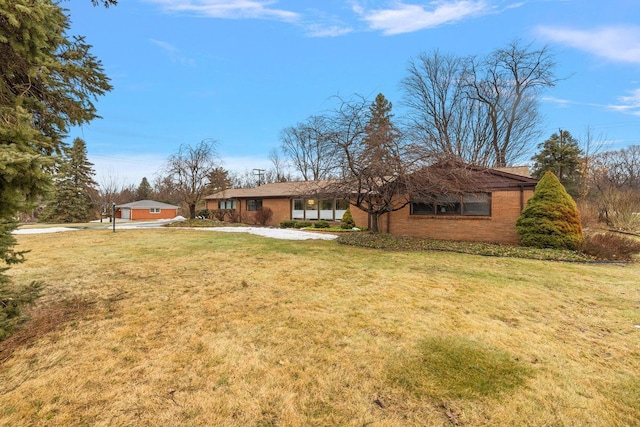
[0,296,99,365]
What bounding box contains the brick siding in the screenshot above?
[350,189,533,244]
[206,198,292,226]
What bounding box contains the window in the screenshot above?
[305,199,317,210]
[462,193,491,216]
[320,199,333,210]
[335,199,349,210]
[293,199,304,210]
[435,195,461,215]
[150,208,161,214]
[247,199,262,211]
[411,193,491,216]
[410,202,434,215]
[218,199,236,210]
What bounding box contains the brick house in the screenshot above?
[349,166,538,244]
[205,180,349,225]
[205,166,537,244]
[115,200,180,221]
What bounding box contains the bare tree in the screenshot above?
[401,50,492,165]
[268,148,292,182]
[280,115,340,181]
[577,126,608,199]
[325,94,434,232]
[163,139,220,219]
[90,169,135,221]
[588,145,640,231]
[463,40,558,167]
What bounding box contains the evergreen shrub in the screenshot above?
[516,171,583,250]
[341,209,356,229]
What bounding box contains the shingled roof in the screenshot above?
[205,180,338,199]
[205,166,538,200]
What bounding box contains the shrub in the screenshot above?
[211,209,227,221]
[196,209,210,219]
[294,221,312,229]
[579,232,640,261]
[253,207,273,226]
[228,210,241,224]
[313,220,330,228]
[280,220,296,228]
[516,171,583,250]
[340,209,356,229]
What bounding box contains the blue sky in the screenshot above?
[64,0,640,187]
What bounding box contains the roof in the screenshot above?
[116,200,179,209]
[492,166,532,178]
[412,163,538,192]
[205,180,339,200]
[205,165,538,200]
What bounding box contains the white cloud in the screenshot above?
[305,24,353,38]
[536,25,640,64]
[608,88,640,116]
[149,39,196,66]
[144,0,299,22]
[355,0,490,35]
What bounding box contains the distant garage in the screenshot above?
[115,200,179,221]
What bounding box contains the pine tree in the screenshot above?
[516,171,583,250]
[136,177,153,200]
[1,0,110,282]
[41,138,97,223]
[531,130,583,196]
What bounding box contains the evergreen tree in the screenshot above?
[343,93,405,232]
[340,209,356,229]
[1,0,111,337]
[41,138,97,223]
[531,130,583,196]
[136,177,153,200]
[516,171,583,250]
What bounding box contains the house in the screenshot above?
[115,200,180,221]
[348,166,538,244]
[204,181,349,226]
[204,166,538,244]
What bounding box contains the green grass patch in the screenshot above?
[337,232,597,262]
[388,336,533,400]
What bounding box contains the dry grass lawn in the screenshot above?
[1,228,639,426]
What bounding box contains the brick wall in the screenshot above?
[350,189,533,244]
[206,198,292,226]
[127,208,178,220]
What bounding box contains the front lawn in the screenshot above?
[2,229,639,426]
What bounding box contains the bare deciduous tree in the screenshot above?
[587,145,640,231]
[402,50,492,165]
[163,139,220,219]
[268,148,292,182]
[91,169,135,221]
[280,115,340,181]
[464,41,557,167]
[325,94,439,232]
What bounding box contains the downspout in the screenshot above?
[386,211,391,233]
[519,185,524,212]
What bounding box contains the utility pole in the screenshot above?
[253,168,265,186]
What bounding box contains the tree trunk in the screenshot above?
[370,212,380,232]
[189,204,196,219]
